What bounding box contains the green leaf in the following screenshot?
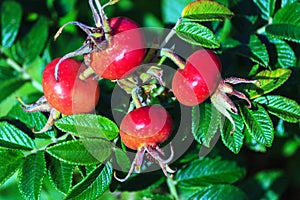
[0,122,35,150]
[182,0,234,21]
[244,128,267,152]
[253,0,276,20]
[222,35,269,67]
[220,113,244,154]
[1,1,22,48]
[46,138,112,166]
[161,0,193,24]
[0,78,27,102]
[266,2,300,43]
[188,184,247,200]
[55,114,119,140]
[175,157,246,187]
[245,68,291,99]
[240,104,274,147]
[192,103,221,147]
[18,151,46,200]
[176,22,220,48]
[114,148,131,172]
[48,156,74,194]
[254,95,300,123]
[0,82,38,117]
[267,36,297,68]
[0,148,24,185]
[65,163,113,200]
[7,104,54,137]
[15,17,49,64]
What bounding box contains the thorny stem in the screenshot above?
[160,48,186,70]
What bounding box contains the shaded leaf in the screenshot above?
[267,36,297,68]
[46,138,112,166]
[240,104,274,147]
[266,2,300,43]
[245,68,291,99]
[1,1,22,48]
[192,103,221,147]
[176,22,220,48]
[48,156,74,194]
[55,114,119,140]
[222,35,269,67]
[220,113,244,154]
[0,122,35,150]
[175,157,246,187]
[254,95,300,123]
[18,151,46,200]
[114,148,131,172]
[253,0,276,20]
[0,148,24,185]
[182,0,234,21]
[7,104,54,137]
[65,163,112,200]
[0,78,27,102]
[188,184,247,200]
[244,128,267,152]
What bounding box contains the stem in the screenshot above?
[167,178,179,200]
[94,0,112,41]
[79,67,96,80]
[160,17,182,48]
[131,88,143,108]
[6,58,22,72]
[160,48,185,69]
[89,0,102,28]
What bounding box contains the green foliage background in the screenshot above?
[0,0,300,199]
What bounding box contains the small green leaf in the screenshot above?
[0,122,35,150]
[192,103,221,147]
[175,157,246,187]
[65,163,113,200]
[1,1,22,48]
[48,156,74,194]
[176,22,220,48]
[254,95,300,123]
[220,113,244,154]
[267,36,297,68]
[266,2,300,43]
[240,104,274,147]
[182,0,234,21]
[46,138,112,166]
[7,104,54,137]
[18,151,46,200]
[253,0,276,20]
[188,184,247,200]
[15,17,49,64]
[245,68,291,99]
[55,114,119,140]
[0,148,24,185]
[222,35,269,67]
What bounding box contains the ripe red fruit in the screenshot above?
[42,58,100,115]
[86,17,145,80]
[115,105,174,182]
[172,49,222,106]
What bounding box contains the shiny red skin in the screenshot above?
[172,50,222,106]
[42,58,100,115]
[87,17,145,80]
[120,105,173,150]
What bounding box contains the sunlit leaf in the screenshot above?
[182,0,234,21]
[253,0,276,20]
[176,22,220,48]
